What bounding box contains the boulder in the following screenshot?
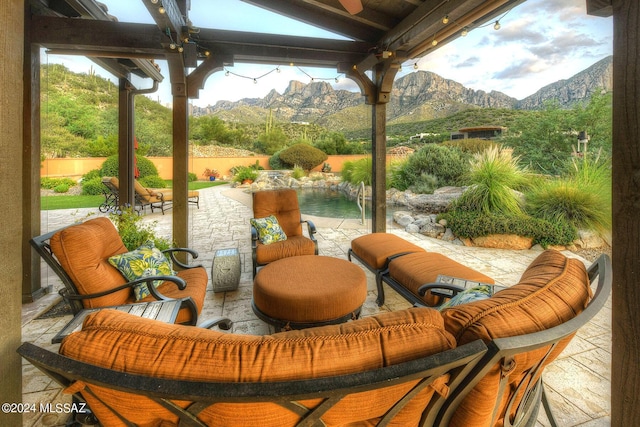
[471,234,533,250]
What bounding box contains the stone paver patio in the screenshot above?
[21,184,611,426]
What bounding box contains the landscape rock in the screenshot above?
[471,234,534,250]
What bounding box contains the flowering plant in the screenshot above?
[203,168,220,178]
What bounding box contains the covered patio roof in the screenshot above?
[15,2,640,425]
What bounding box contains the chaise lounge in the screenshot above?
[100,176,200,215]
[349,233,495,306]
[18,250,611,426]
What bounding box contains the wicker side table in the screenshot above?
[212,248,241,292]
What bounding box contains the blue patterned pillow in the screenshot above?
[108,240,176,300]
[438,284,494,311]
[250,215,288,245]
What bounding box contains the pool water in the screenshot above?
[296,188,397,219]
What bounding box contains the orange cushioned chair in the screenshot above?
[30,217,209,325]
[251,189,318,277]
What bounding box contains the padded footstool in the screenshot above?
[348,233,425,304]
[253,255,367,330]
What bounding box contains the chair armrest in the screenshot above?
[62,275,187,302]
[199,317,233,330]
[301,219,317,240]
[250,224,259,249]
[417,283,466,298]
[163,248,201,269]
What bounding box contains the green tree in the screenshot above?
[501,100,573,175]
[279,143,328,171]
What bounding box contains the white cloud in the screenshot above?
[46,0,613,105]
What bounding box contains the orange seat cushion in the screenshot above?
[138,266,208,324]
[253,255,367,324]
[60,307,456,427]
[255,235,316,265]
[350,233,425,270]
[441,250,592,427]
[387,252,495,305]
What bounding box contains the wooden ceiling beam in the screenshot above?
[587,0,613,17]
[30,15,167,56]
[241,0,383,41]
[142,0,188,45]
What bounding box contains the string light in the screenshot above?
[493,21,501,30]
[442,15,449,24]
[222,65,343,85]
[461,27,469,37]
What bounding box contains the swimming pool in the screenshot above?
[296,188,397,219]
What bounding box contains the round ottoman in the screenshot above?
[252,255,367,330]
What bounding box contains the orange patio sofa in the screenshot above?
[19,250,611,427]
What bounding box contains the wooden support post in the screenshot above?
[22,14,45,302]
[118,78,135,207]
[2,0,24,421]
[169,53,189,250]
[343,59,400,233]
[611,0,640,423]
[371,102,387,233]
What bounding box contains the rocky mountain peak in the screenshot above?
[190,56,613,129]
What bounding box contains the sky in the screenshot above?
[42,0,613,108]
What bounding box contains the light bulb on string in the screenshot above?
[159,6,165,14]
[442,15,449,24]
[493,21,501,30]
[461,27,469,37]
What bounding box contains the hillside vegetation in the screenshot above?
[41,63,612,176]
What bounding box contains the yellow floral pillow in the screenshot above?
[250,215,288,245]
[108,240,176,300]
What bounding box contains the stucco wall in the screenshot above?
[41,154,374,180]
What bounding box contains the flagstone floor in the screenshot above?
[21,184,611,426]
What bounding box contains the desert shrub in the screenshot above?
[269,150,289,170]
[138,175,166,189]
[411,173,439,194]
[82,169,102,181]
[41,177,76,189]
[291,165,306,179]
[100,155,158,179]
[109,208,170,251]
[54,183,70,193]
[526,155,611,233]
[440,210,577,247]
[388,159,411,190]
[454,146,531,216]
[442,138,500,154]
[393,144,469,191]
[232,166,258,183]
[279,143,328,171]
[341,158,372,185]
[81,176,105,195]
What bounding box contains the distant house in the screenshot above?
[450,126,505,140]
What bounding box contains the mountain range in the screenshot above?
[190,56,612,131]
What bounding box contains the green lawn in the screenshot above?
[41,181,226,210]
